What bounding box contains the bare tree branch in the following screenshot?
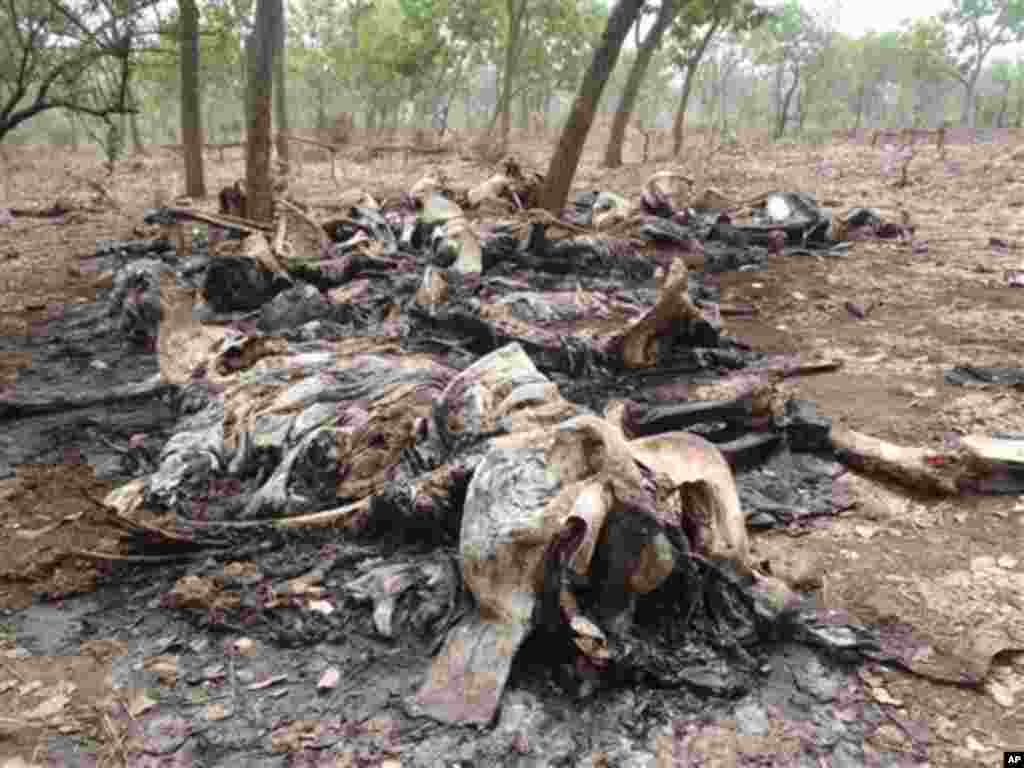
[0,0,159,142]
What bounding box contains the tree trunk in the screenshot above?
[773,62,784,135]
[130,110,145,153]
[180,0,206,198]
[1016,80,1024,128]
[603,0,677,168]
[69,114,80,151]
[519,89,531,134]
[542,88,554,130]
[497,0,527,148]
[671,64,696,156]
[241,35,252,140]
[273,0,289,168]
[245,0,279,223]
[671,19,721,156]
[315,79,328,132]
[775,63,799,139]
[540,0,645,215]
[796,83,807,133]
[997,81,1011,128]
[125,82,146,155]
[853,83,865,131]
[960,69,980,128]
[720,63,731,134]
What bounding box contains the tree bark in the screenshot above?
[273,0,289,167]
[775,63,799,139]
[1015,80,1024,128]
[672,21,721,156]
[519,89,531,134]
[130,109,146,154]
[960,64,983,128]
[853,83,865,131]
[540,0,646,216]
[497,0,527,149]
[180,0,206,198]
[603,0,678,168]
[122,79,146,155]
[245,0,279,223]
[995,80,1011,128]
[315,79,328,132]
[672,65,698,156]
[69,113,80,151]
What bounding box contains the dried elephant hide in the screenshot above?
[412,410,791,726]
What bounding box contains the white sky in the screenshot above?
[804,0,948,36]
[803,0,1024,57]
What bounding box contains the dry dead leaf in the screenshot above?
[247,674,288,690]
[855,524,879,540]
[317,667,340,691]
[308,599,335,615]
[144,654,180,686]
[204,702,232,721]
[1,758,45,768]
[24,692,70,720]
[17,680,43,696]
[127,691,157,717]
[987,680,1015,708]
[869,686,903,706]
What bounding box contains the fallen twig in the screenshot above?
[278,198,331,256]
[0,374,171,421]
[163,206,274,234]
[276,498,372,529]
[67,548,202,563]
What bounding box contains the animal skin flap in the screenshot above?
[411,615,531,726]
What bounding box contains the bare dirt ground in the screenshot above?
[1,129,1023,766]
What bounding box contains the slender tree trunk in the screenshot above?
[671,20,720,157]
[462,89,474,131]
[773,62,784,135]
[497,0,527,148]
[542,88,553,130]
[519,89,531,134]
[997,81,1011,128]
[540,0,646,215]
[241,35,252,140]
[245,0,280,222]
[775,63,799,139]
[130,111,145,153]
[314,78,327,132]
[720,64,731,134]
[671,65,697,156]
[1015,80,1024,128]
[180,0,206,198]
[69,114,80,151]
[796,84,807,133]
[603,0,677,168]
[273,0,289,167]
[961,67,981,128]
[206,100,216,143]
[125,82,146,154]
[853,83,865,131]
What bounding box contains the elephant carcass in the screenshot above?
[412,414,757,726]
